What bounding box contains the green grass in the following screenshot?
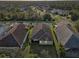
[50,24,61,57]
[22,45,38,58]
[30,43,57,58]
[22,27,39,58]
[28,28,33,40]
[53,15,62,23]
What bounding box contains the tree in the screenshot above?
[75,20,79,32]
[0,53,10,58]
[0,12,4,20]
[70,10,79,21]
[43,13,52,21]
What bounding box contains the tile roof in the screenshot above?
[65,34,79,48]
[56,22,73,45]
[56,20,79,48]
[0,23,28,48]
[32,23,49,37]
[0,34,19,47]
[31,23,53,41]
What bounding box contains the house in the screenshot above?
[55,20,79,57]
[31,23,53,45]
[0,23,28,48]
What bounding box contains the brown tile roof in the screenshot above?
[0,34,19,47]
[10,23,27,46]
[32,23,49,37]
[0,23,28,48]
[31,23,53,41]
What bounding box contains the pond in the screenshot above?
[0,25,8,35]
[0,26,5,34]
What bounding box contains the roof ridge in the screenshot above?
[9,24,19,34]
[10,23,24,47]
[8,23,21,47]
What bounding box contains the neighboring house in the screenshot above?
[31,23,53,45]
[0,23,28,48]
[55,20,79,57]
[50,9,69,16]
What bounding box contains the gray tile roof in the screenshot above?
[65,34,79,48]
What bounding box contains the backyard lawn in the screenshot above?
[30,43,57,58]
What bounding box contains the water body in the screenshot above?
[0,21,52,26]
[0,25,7,35]
[0,26,4,34]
